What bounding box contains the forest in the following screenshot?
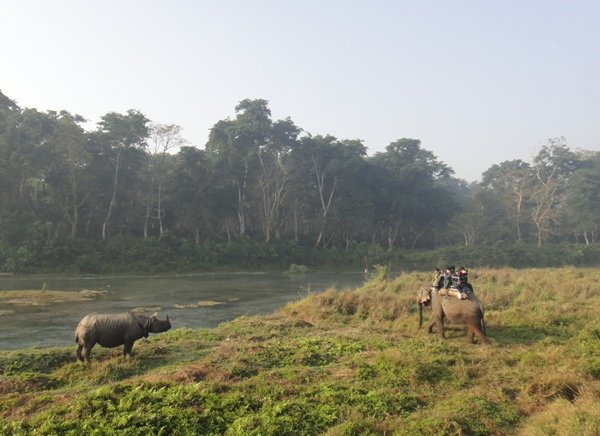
[1,90,600,272]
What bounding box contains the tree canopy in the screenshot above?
[1,91,599,271]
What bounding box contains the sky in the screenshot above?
[2,1,599,181]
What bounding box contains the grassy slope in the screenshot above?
[1,268,599,435]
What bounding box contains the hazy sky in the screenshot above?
[2,1,599,181]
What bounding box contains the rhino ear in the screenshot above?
[151,312,158,319]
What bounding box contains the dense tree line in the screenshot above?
[1,90,599,272]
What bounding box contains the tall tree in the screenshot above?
[530,137,578,246]
[7,109,57,220]
[481,159,531,242]
[564,152,600,244]
[332,143,376,250]
[448,185,512,246]
[287,135,336,247]
[45,112,91,237]
[257,118,300,242]
[171,147,213,243]
[287,135,370,248]
[96,110,149,239]
[0,90,19,124]
[143,123,187,237]
[371,138,453,249]
[0,92,21,212]
[206,99,272,239]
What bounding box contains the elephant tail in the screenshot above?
[473,295,486,335]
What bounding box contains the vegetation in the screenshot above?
[2,91,600,274]
[0,289,108,306]
[286,263,309,273]
[2,234,600,274]
[1,268,599,434]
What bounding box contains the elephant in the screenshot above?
[75,311,171,362]
[417,287,490,345]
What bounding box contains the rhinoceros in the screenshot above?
[75,312,171,362]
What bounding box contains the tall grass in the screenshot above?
[1,267,599,434]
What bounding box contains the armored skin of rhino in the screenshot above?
[75,312,171,362]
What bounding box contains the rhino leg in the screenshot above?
[83,346,92,363]
[123,340,134,358]
[76,345,84,362]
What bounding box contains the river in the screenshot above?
[0,272,364,350]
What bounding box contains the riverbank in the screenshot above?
[1,268,600,434]
[3,236,600,275]
[0,271,365,350]
[0,289,109,306]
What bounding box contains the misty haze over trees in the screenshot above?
[1,90,599,272]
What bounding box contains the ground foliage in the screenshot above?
[1,268,599,435]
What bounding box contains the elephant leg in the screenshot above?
[436,316,446,339]
[76,345,84,362]
[466,329,475,344]
[427,317,436,333]
[478,331,491,345]
[471,324,491,345]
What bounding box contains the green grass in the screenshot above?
[1,267,600,434]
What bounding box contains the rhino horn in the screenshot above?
[166,314,170,322]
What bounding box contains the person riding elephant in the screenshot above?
[431,266,466,299]
[442,265,456,289]
[457,266,473,292]
[432,268,443,288]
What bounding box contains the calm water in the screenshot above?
[0,272,363,350]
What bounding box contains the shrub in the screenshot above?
[0,349,73,376]
[287,263,309,273]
